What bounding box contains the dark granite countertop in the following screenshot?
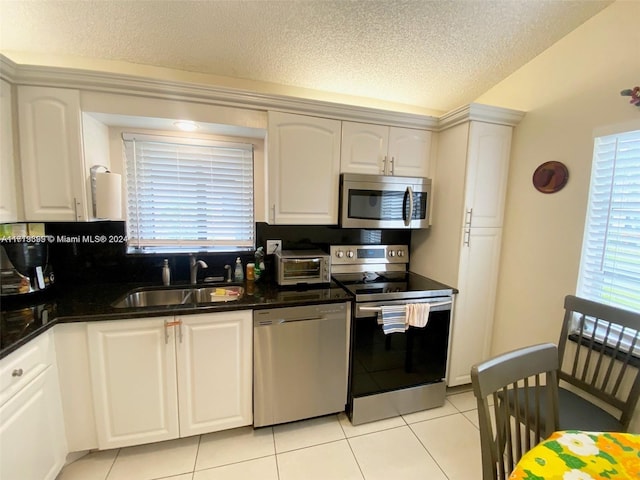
[0,280,353,359]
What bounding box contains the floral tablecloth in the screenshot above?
[509,430,640,479]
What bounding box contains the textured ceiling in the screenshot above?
[0,0,613,113]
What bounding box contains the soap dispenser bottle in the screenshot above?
[162,259,171,286]
[234,257,244,282]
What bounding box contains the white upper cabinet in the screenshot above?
[341,121,432,178]
[340,122,389,175]
[267,111,341,224]
[387,127,433,177]
[0,79,19,222]
[17,86,87,221]
[463,122,513,228]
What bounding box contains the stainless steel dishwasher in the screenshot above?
[253,302,349,427]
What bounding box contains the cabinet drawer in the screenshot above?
[0,332,52,405]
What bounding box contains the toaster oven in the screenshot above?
[275,250,331,286]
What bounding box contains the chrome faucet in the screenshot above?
[189,254,208,284]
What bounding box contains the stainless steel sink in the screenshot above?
[112,285,244,308]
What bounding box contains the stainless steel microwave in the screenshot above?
[339,173,432,229]
[275,250,331,286]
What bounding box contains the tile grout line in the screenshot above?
[103,448,121,480]
[407,416,454,480]
[191,434,203,479]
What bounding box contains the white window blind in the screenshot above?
[577,129,640,313]
[123,133,254,253]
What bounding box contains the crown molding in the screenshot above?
[438,103,526,130]
[0,54,525,130]
[0,55,17,83]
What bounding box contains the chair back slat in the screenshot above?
[558,295,640,431]
[472,343,560,480]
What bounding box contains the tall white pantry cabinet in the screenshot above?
[411,118,516,387]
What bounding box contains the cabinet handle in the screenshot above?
[12,368,24,377]
[463,228,471,247]
[175,318,183,343]
[164,319,183,344]
[390,156,395,175]
[464,208,473,228]
[381,156,387,174]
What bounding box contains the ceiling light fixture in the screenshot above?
[173,120,199,132]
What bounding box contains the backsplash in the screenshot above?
[41,221,411,286]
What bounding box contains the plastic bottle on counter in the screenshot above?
[234,257,244,281]
[162,259,171,286]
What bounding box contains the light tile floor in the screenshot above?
[56,388,483,480]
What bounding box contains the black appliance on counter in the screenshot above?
[1,242,55,296]
[330,244,454,426]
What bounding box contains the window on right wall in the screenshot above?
[577,129,640,314]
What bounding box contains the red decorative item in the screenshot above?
[620,86,640,107]
[532,161,569,193]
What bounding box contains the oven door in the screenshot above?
[339,174,431,229]
[350,297,451,399]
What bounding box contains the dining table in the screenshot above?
[509,430,640,479]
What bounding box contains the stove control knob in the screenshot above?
[389,250,396,257]
[346,250,354,258]
[335,250,344,258]
[397,249,405,257]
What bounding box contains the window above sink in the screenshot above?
[122,133,255,254]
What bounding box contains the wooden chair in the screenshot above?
[556,294,640,431]
[471,343,560,480]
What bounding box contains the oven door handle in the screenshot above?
[359,300,452,312]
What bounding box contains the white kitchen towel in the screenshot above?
[406,303,431,328]
[378,305,408,334]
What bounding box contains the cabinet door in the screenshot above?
[463,122,512,228]
[0,79,19,222]
[87,317,179,449]
[388,127,432,178]
[447,227,503,387]
[54,322,98,452]
[17,86,86,221]
[340,122,388,175]
[176,311,252,437]
[268,111,341,224]
[0,367,67,480]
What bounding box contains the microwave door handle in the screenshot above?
[404,186,414,226]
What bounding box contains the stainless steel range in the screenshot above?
[330,244,455,425]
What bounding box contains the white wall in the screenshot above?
[474,0,640,430]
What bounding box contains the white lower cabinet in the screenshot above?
[446,227,503,386]
[87,310,252,449]
[177,313,253,437]
[0,330,67,480]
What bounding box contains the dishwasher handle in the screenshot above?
[256,315,326,326]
